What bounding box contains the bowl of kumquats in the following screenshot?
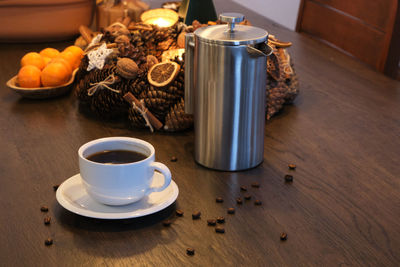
[6,45,83,99]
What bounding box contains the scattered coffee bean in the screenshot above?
[162,220,172,227]
[176,209,184,217]
[53,185,59,191]
[240,185,247,191]
[186,248,195,255]
[280,232,288,241]
[207,219,217,226]
[216,197,224,203]
[216,216,225,223]
[236,197,243,204]
[215,226,225,233]
[284,174,294,182]
[192,211,201,220]
[288,164,296,170]
[40,206,49,212]
[44,238,53,246]
[251,182,260,188]
[244,194,252,200]
[254,200,262,206]
[44,216,51,225]
[227,208,235,214]
[171,156,178,162]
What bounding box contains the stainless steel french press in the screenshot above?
[185,13,272,171]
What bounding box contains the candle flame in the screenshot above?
[145,17,174,27]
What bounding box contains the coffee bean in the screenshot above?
[236,197,243,204]
[162,220,172,226]
[280,232,288,241]
[53,185,59,191]
[44,216,51,225]
[40,206,49,212]
[176,209,184,217]
[44,238,53,246]
[288,164,296,170]
[207,219,216,226]
[227,208,235,214]
[186,248,195,255]
[254,200,262,206]
[216,216,225,223]
[215,226,225,233]
[251,182,260,188]
[240,186,247,191]
[284,174,293,182]
[244,194,252,200]
[192,211,201,219]
[171,156,178,162]
[216,197,224,203]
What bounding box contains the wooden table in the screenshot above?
[0,1,399,266]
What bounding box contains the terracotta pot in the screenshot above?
[0,0,95,42]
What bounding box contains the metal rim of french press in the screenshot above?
[194,12,268,46]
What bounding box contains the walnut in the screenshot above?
[140,55,159,72]
[146,55,158,68]
[116,58,139,79]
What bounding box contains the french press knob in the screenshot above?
[219,12,245,32]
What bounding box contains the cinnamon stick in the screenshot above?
[128,24,153,31]
[123,92,163,130]
[79,25,94,44]
[107,43,117,49]
[84,43,117,54]
[122,17,132,27]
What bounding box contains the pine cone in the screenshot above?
[127,57,185,130]
[139,87,181,121]
[266,44,299,120]
[75,65,132,120]
[127,107,146,129]
[89,79,131,119]
[130,72,149,96]
[74,56,89,83]
[75,65,116,103]
[164,98,193,132]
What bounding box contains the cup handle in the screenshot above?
[145,162,172,195]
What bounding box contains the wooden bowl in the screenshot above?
[0,0,94,42]
[6,69,77,99]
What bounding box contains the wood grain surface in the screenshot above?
[297,0,400,76]
[0,1,399,266]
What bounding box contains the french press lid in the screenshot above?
[194,13,268,46]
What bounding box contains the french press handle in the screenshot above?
[219,13,245,32]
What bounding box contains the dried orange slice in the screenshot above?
[148,61,180,87]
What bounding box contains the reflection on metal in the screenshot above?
[185,13,272,171]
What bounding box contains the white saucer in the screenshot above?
[56,173,179,219]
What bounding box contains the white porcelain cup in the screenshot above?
[78,137,171,206]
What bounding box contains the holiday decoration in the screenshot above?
[74,17,299,132]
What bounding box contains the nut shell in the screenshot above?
[116,58,139,79]
[146,55,158,69]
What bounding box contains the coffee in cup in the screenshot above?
[78,137,172,206]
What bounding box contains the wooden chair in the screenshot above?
[296,0,400,80]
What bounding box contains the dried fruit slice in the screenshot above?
[148,61,180,87]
